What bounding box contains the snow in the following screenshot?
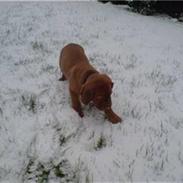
[0,2,183,182]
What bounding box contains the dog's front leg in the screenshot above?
[104,107,122,124]
[70,89,84,118]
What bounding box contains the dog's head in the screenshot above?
[80,74,113,110]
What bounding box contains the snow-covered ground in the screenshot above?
[0,2,183,182]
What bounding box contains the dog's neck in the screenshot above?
[80,70,98,85]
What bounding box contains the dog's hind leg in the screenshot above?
[70,89,84,117]
[59,73,66,81]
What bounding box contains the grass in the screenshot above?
[54,165,65,178]
[23,158,81,183]
[0,107,3,116]
[37,169,49,183]
[23,159,50,183]
[21,94,36,113]
[59,134,66,146]
[94,134,107,151]
[31,41,51,54]
[31,41,44,51]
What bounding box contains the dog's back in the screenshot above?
[59,43,89,79]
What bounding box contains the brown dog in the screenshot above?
[59,43,122,123]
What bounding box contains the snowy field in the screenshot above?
[0,2,183,182]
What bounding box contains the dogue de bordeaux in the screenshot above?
[59,43,122,124]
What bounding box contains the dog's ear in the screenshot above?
[80,84,93,105]
[101,74,113,89]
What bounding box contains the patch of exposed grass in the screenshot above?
[37,169,49,183]
[94,134,107,150]
[31,41,51,54]
[59,134,66,146]
[21,94,36,113]
[23,158,81,183]
[24,159,50,183]
[41,65,55,74]
[31,41,44,51]
[0,107,3,116]
[54,165,65,178]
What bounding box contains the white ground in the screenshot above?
[0,2,183,182]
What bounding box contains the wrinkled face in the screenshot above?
[92,84,112,110]
[80,74,113,110]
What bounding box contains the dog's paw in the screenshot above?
[110,115,122,124]
[58,74,66,81]
[78,111,84,118]
[105,108,122,124]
